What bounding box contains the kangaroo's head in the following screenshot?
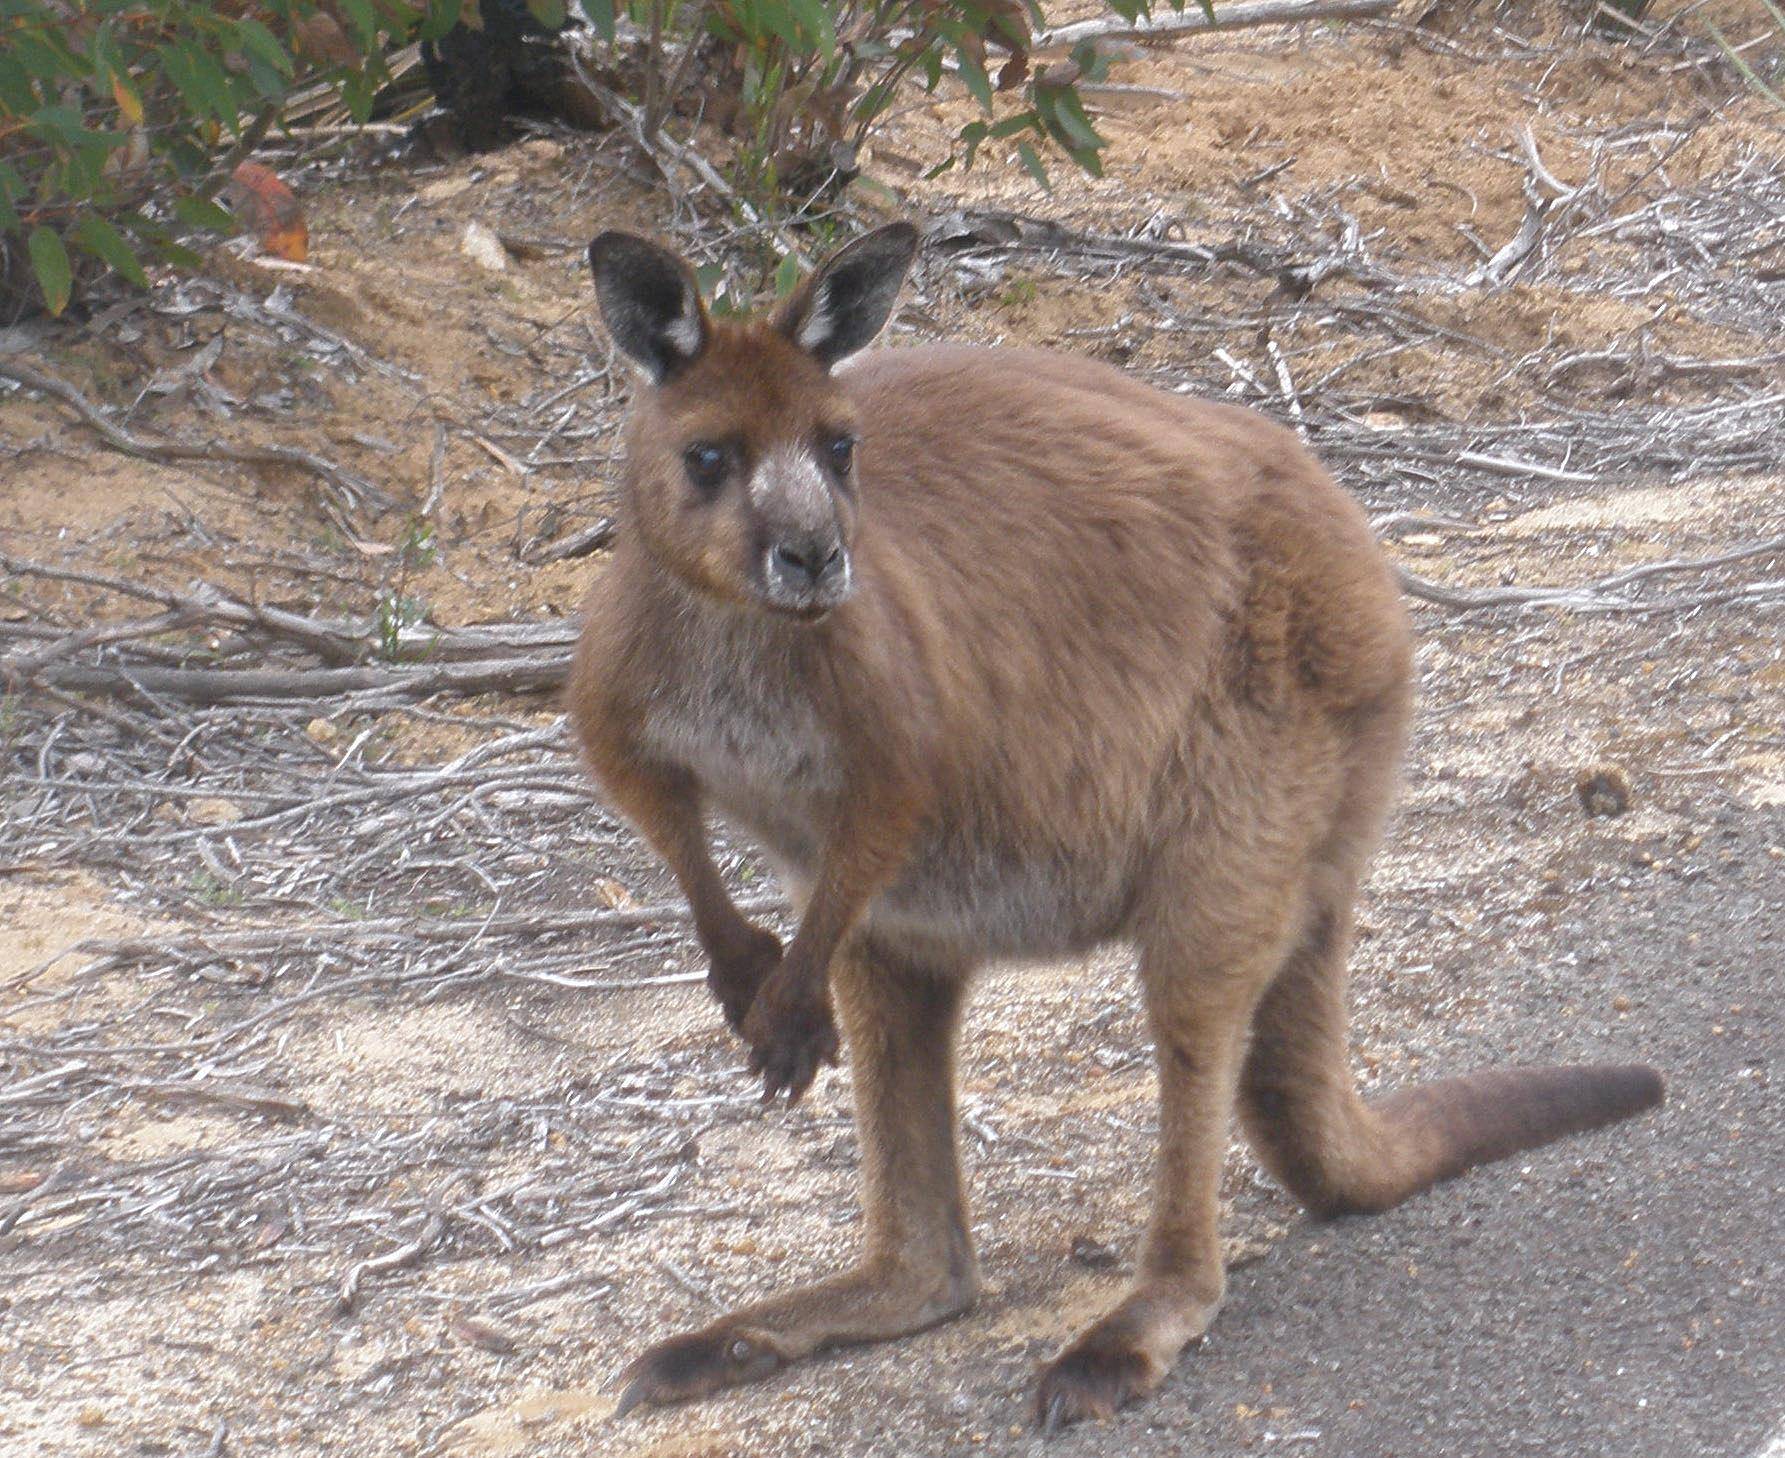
[587,223,919,621]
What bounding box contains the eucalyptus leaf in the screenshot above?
[27,225,72,315]
[73,213,149,287]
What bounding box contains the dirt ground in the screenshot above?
[2,1,1783,1455]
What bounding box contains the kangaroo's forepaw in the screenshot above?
[741,980,839,1103]
[1034,1334,1161,1433]
[706,925,782,1035]
[611,1325,785,1418]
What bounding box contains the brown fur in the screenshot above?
[566,229,1665,1429]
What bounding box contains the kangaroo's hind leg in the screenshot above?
[1033,865,1303,1431]
[1030,684,1386,1431]
[613,938,980,1415]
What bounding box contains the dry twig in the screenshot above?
[0,357,394,523]
[1035,0,1396,47]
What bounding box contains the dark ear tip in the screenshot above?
[587,230,651,276]
[866,220,921,260]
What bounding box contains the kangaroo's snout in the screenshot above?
[764,532,849,614]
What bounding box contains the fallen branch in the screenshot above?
[26,654,570,705]
[0,356,395,521]
[0,550,581,700]
[929,207,1401,294]
[1469,180,1548,288]
[336,1211,445,1315]
[59,894,788,965]
[1035,0,1397,48]
[1396,534,1785,612]
[525,516,617,564]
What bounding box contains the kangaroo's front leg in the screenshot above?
[615,948,979,1415]
[590,752,781,1034]
[740,780,924,1101]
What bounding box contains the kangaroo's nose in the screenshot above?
[770,535,844,590]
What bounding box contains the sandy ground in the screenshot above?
[2,1,1782,1455]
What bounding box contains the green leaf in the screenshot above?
[1034,86,1104,177]
[186,46,241,129]
[416,0,466,41]
[88,24,127,84]
[580,0,617,42]
[1041,84,1102,153]
[949,35,996,111]
[853,77,896,123]
[246,55,288,103]
[172,194,237,234]
[9,37,69,84]
[338,0,377,48]
[154,43,208,121]
[28,225,72,316]
[754,0,802,52]
[73,212,149,287]
[957,117,989,167]
[164,136,212,182]
[692,261,725,301]
[342,66,376,122]
[1070,38,1114,82]
[1015,140,1050,189]
[0,163,21,231]
[526,0,567,26]
[235,18,294,76]
[382,0,427,31]
[27,21,86,74]
[115,209,204,270]
[28,104,123,159]
[773,250,801,297]
[783,0,836,56]
[990,110,1040,139]
[0,53,36,115]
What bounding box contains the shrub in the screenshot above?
[0,0,469,320]
[570,0,1204,204]
[0,0,1202,319]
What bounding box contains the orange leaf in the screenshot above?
[112,74,144,126]
[227,161,309,263]
[262,226,309,263]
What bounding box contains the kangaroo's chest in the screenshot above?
[638,648,840,853]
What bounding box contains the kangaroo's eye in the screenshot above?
[826,435,856,476]
[683,442,728,493]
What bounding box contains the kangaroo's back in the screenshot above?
[848,343,1411,721]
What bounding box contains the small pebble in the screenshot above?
[1069,1234,1119,1269]
[1576,763,1631,817]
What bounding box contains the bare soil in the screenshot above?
[2,3,1782,1456]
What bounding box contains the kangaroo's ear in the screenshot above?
[587,231,709,383]
[772,222,918,370]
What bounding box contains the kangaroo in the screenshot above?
[566,222,1665,1430]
